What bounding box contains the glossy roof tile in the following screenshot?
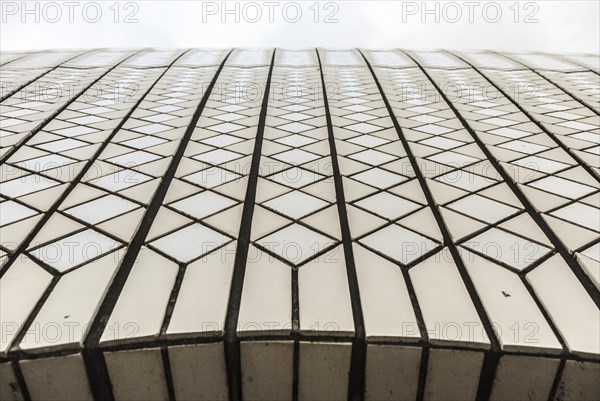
[0,48,598,401]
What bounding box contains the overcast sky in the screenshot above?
[1,1,599,53]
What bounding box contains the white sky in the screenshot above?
[1,0,599,53]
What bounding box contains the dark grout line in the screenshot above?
[223,49,276,401]
[362,48,504,401]
[0,51,182,282]
[2,48,193,400]
[80,48,233,401]
[400,49,597,399]
[0,48,145,164]
[548,358,567,401]
[455,50,600,181]
[161,346,176,401]
[11,349,32,401]
[317,48,366,401]
[0,49,96,102]
[532,68,600,116]
[427,51,600,309]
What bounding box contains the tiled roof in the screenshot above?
[1,48,599,401]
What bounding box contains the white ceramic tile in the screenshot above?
[167,243,236,336]
[170,191,237,220]
[30,229,120,272]
[435,170,496,192]
[462,228,551,270]
[256,223,334,265]
[351,168,406,189]
[0,200,37,226]
[360,224,438,265]
[0,257,53,354]
[100,247,178,344]
[150,223,230,264]
[20,251,120,351]
[64,194,138,225]
[463,250,562,353]
[268,167,324,189]
[298,246,354,335]
[88,169,152,192]
[530,176,596,199]
[527,255,600,358]
[355,191,420,220]
[1,174,59,198]
[410,249,489,348]
[448,194,519,224]
[550,202,600,232]
[183,167,241,189]
[263,190,328,219]
[238,246,291,336]
[107,150,161,168]
[354,244,419,340]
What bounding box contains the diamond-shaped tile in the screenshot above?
[263,191,328,219]
[208,122,244,133]
[170,191,237,219]
[65,194,138,225]
[448,194,519,224]
[200,134,244,147]
[268,167,324,189]
[414,124,453,135]
[150,224,230,263]
[121,136,168,149]
[36,138,87,152]
[183,167,241,188]
[132,123,171,135]
[349,149,396,165]
[278,122,313,133]
[214,113,245,122]
[435,170,496,192]
[274,134,317,147]
[193,149,243,165]
[90,169,152,192]
[359,224,438,265]
[272,149,320,165]
[462,228,550,270]
[0,200,37,226]
[420,136,464,150]
[347,135,390,148]
[16,154,76,172]
[346,123,381,134]
[345,113,377,122]
[0,174,60,198]
[279,112,312,122]
[108,150,161,167]
[30,229,120,272]
[256,223,334,265]
[355,192,420,220]
[352,168,406,189]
